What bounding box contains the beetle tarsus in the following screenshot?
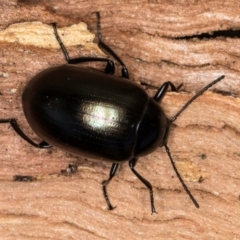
[52,22,70,63]
[96,12,130,79]
[102,163,119,210]
[150,191,158,214]
[129,158,157,214]
[0,118,49,149]
[102,183,117,210]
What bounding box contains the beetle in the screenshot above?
[0,13,224,213]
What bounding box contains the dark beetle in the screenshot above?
[23,65,166,161]
[0,13,224,213]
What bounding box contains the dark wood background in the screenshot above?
[0,0,240,239]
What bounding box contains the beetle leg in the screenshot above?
[129,158,157,214]
[153,81,179,102]
[102,163,119,210]
[0,118,52,149]
[51,23,116,75]
[96,12,129,79]
[52,22,70,62]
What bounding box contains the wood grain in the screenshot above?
[0,1,240,239]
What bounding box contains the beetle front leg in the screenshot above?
[129,157,157,214]
[153,81,184,102]
[0,118,51,149]
[102,163,119,210]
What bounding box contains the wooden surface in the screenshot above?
[0,1,240,239]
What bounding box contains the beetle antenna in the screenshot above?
[170,75,225,123]
[164,144,199,208]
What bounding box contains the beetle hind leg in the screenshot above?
[0,118,52,149]
[52,22,116,75]
[102,163,119,210]
[96,12,129,79]
[129,157,157,214]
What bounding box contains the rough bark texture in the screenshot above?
[0,1,240,239]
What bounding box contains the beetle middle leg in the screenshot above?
[102,163,119,210]
[0,118,51,148]
[129,157,157,214]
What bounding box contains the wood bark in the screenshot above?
[0,1,240,239]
